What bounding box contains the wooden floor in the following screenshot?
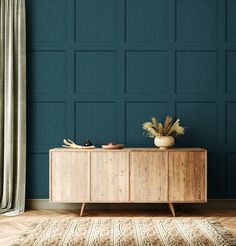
[0,209,236,245]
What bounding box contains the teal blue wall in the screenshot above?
[26,0,236,199]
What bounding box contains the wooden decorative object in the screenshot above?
[49,148,207,217]
[62,139,95,149]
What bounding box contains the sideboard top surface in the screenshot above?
[50,148,207,152]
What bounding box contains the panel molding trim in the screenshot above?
[26,0,236,199]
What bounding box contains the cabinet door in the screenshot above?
[130,152,168,202]
[50,151,89,202]
[90,152,129,202]
[168,151,206,202]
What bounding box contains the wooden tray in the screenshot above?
[102,144,124,149]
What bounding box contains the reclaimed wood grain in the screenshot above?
[50,151,90,202]
[168,151,207,202]
[50,148,207,217]
[90,152,129,202]
[130,151,168,202]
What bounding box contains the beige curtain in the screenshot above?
[0,0,26,215]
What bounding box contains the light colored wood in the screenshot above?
[130,152,168,202]
[168,151,207,202]
[50,148,207,209]
[50,151,89,202]
[90,152,129,202]
[51,148,206,152]
[80,203,87,217]
[168,203,176,217]
[1,209,236,246]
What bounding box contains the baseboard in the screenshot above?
[26,199,236,210]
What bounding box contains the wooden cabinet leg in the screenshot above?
[80,203,87,217]
[168,203,176,217]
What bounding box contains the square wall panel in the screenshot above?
[226,51,236,93]
[75,102,117,145]
[75,51,117,94]
[176,51,217,94]
[27,102,66,146]
[226,154,236,197]
[176,102,217,146]
[75,1,117,42]
[126,0,167,42]
[226,103,236,144]
[126,51,167,93]
[226,0,236,42]
[26,154,49,199]
[27,1,66,42]
[28,51,66,94]
[176,0,217,42]
[125,102,167,145]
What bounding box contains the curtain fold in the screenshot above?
[0,0,26,215]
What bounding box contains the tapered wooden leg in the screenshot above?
[168,203,176,217]
[80,203,87,217]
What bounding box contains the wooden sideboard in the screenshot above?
[49,148,207,216]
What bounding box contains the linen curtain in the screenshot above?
[0,0,26,215]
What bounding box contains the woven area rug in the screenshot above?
[12,218,236,246]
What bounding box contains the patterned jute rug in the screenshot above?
[12,218,236,246]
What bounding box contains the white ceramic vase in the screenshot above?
[154,136,175,149]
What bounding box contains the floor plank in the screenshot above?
[0,209,236,245]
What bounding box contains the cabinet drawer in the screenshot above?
[50,151,89,202]
[130,152,168,202]
[168,151,206,202]
[90,152,129,202]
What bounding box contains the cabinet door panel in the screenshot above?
[50,151,89,202]
[169,151,206,202]
[90,152,129,202]
[130,152,168,202]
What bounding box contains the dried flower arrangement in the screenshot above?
[143,116,185,138]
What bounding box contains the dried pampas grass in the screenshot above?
[143,116,185,138]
